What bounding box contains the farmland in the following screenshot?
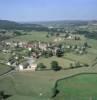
[0,65,97,100]
[0,30,97,100]
[54,74,97,100]
[63,52,97,65]
[7,31,54,42]
[0,20,97,100]
[37,56,73,69]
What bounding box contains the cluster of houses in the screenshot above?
[6,56,37,71]
[69,45,87,54]
[0,39,88,71]
[54,34,80,42]
[25,41,87,57]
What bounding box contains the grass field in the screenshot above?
[37,56,73,69]
[1,31,97,100]
[7,31,87,44]
[87,39,97,49]
[64,52,97,65]
[55,74,97,100]
[0,65,97,100]
[7,31,54,42]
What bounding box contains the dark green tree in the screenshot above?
[0,91,4,100]
[75,61,81,68]
[84,42,88,47]
[70,63,74,69]
[56,49,64,57]
[14,31,22,36]
[51,61,61,71]
[37,63,46,70]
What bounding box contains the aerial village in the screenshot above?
[0,33,89,72]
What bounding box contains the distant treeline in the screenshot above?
[0,35,11,41]
[0,20,48,31]
[76,30,97,40]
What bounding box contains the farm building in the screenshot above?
[18,57,37,71]
[18,62,37,71]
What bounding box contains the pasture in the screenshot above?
[64,52,97,65]
[7,31,54,42]
[1,65,97,100]
[37,56,73,69]
[1,31,97,100]
[55,74,97,100]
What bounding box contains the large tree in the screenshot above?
[51,61,61,71]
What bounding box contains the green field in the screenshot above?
[7,31,86,44]
[55,74,97,100]
[7,31,54,42]
[0,71,66,100]
[37,56,73,69]
[0,65,97,100]
[87,39,97,49]
[1,31,97,100]
[64,52,97,65]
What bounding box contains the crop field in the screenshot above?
[55,74,97,100]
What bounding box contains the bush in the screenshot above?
[51,61,61,71]
[37,63,46,70]
[84,64,89,67]
[75,62,81,68]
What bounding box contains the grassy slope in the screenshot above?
[0,65,97,100]
[1,32,97,100]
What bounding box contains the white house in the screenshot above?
[18,63,37,71]
[6,62,11,66]
[18,57,37,71]
[18,64,24,70]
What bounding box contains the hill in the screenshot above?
[0,20,48,31]
[24,20,97,29]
